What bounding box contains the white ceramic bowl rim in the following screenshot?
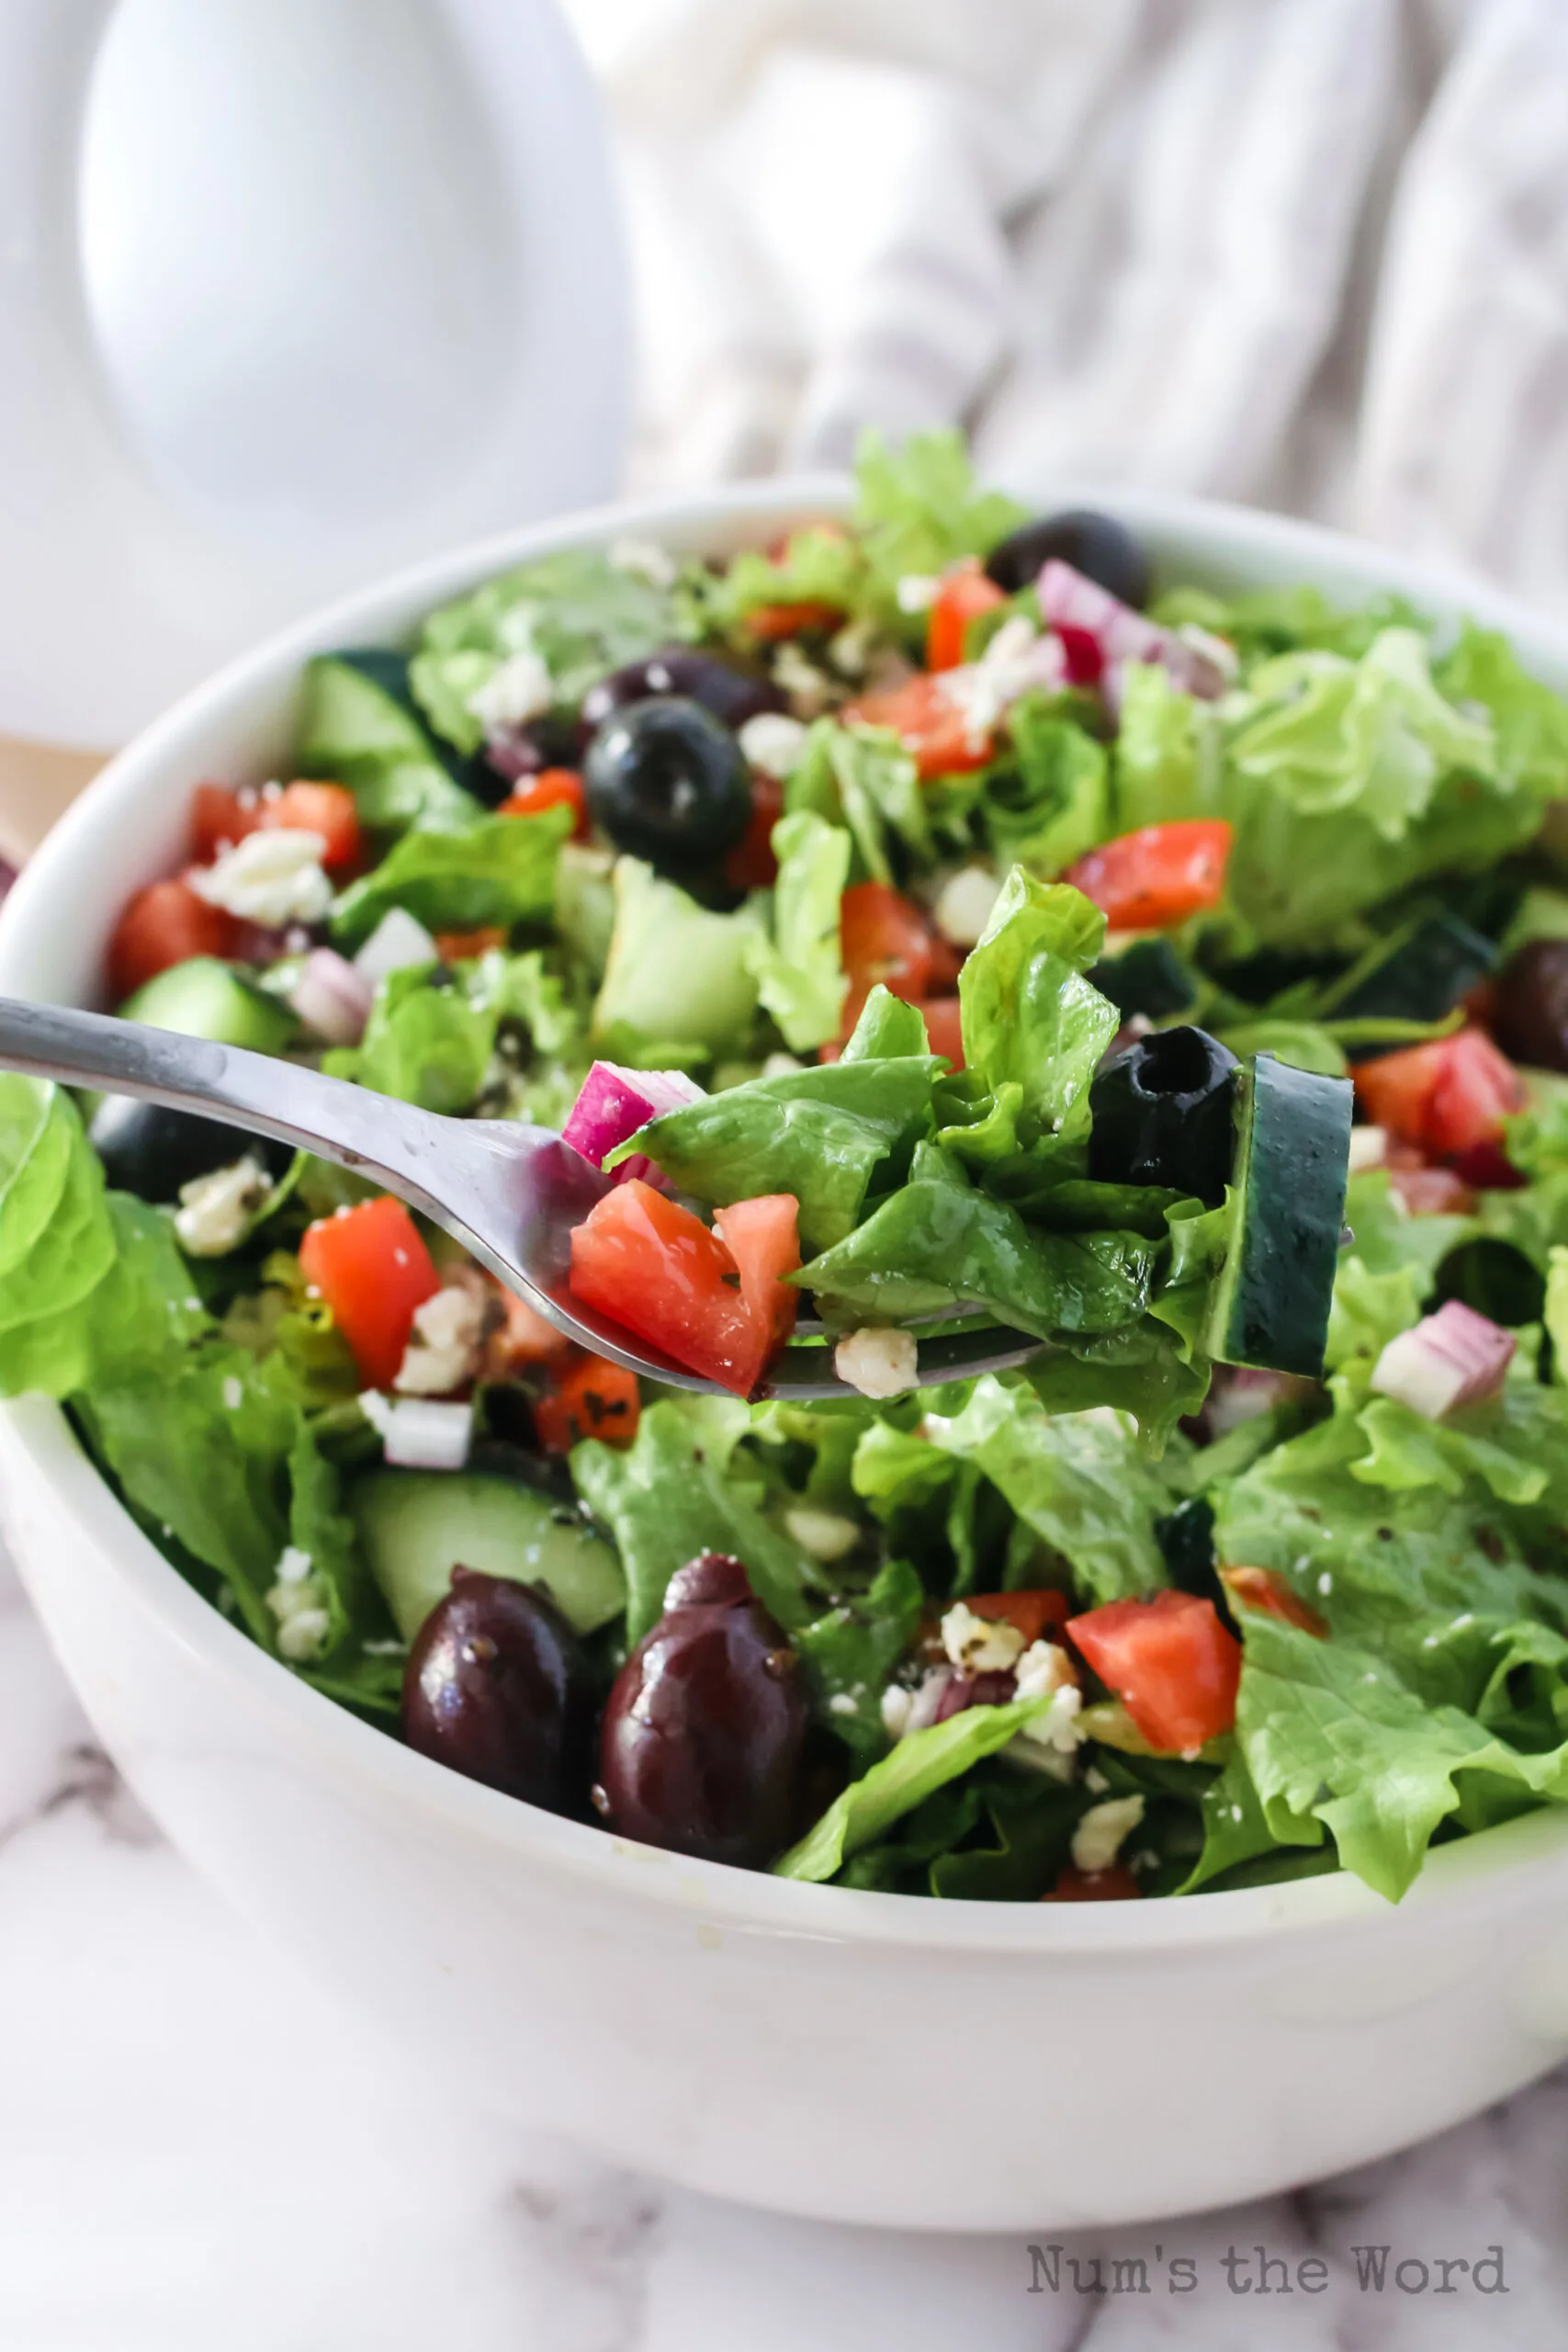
[8,475,1568,1956]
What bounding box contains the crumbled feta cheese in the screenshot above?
[275,1545,313,1586]
[361,1638,407,1657]
[738,711,809,780]
[1011,1640,1086,1753]
[934,616,1066,749]
[276,1607,332,1662]
[784,1506,862,1562]
[353,907,439,982]
[189,829,332,926]
[1084,1765,1111,1794]
[881,1684,913,1740]
[221,1375,243,1412]
[773,642,833,715]
[896,573,941,613]
[828,1692,859,1718]
[761,1051,805,1080]
[607,536,678,587]
[467,647,553,733]
[1318,1570,1333,1595]
[932,865,1002,948]
[828,617,875,676]
[394,1284,486,1396]
[1070,1794,1145,1876]
[265,1552,331,1662]
[1347,1125,1388,1174]
[358,1390,474,1470]
[834,1325,919,1398]
[903,1667,952,1736]
[941,1600,1026,1675]
[175,1156,269,1256]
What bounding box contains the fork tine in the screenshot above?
[761,1324,1044,1401]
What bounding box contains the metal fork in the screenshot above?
[0,1000,1043,1401]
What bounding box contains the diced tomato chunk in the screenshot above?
[745,598,842,642]
[1066,1589,1241,1752]
[712,1195,801,1360]
[533,1351,641,1453]
[926,563,1006,672]
[918,996,965,1068]
[1043,1863,1142,1903]
[840,881,935,1035]
[498,769,588,840]
[1064,820,1232,932]
[1220,1566,1328,1638]
[299,1196,440,1391]
[966,1589,1071,1646]
[725,773,784,890]
[569,1180,797,1396]
[480,1284,573,1375]
[433,926,508,962]
[1353,1028,1525,1161]
[107,879,241,999]
[190,779,361,871]
[843,673,991,779]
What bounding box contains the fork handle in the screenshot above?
[0,996,448,1206]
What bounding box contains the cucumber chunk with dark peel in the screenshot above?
[1207,1054,1352,1377]
[351,1468,626,1644]
[1089,935,1199,1022]
[1317,912,1495,1049]
[296,653,485,831]
[119,956,298,1051]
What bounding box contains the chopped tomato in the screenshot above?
[840,881,935,1035]
[190,779,362,870]
[299,1196,440,1390]
[966,1589,1071,1646]
[570,1180,797,1396]
[480,1284,572,1375]
[107,879,241,999]
[434,925,508,962]
[1352,1028,1525,1161]
[726,772,784,890]
[842,673,991,779]
[534,1351,641,1453]
[926,563,1006,672]
[1066,1589,1241,1752]
[713,1194,801,1360]
[1064,820,1232,932]
[918,996,965,1068]
[1220,1566,1328,1638]
[498,768,588,840]
[1447,1139,1528,1192]
[1043,1863,1141,1903]
[745,598,842,642]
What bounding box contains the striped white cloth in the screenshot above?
[564,0,1568,614]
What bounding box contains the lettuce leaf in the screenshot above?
[705,526,866,639]
[331,808,571,950]
[333,947,581,1115]
[980,699,1110,874]
[784,718,930,882]
[1435,622,1568,797]
[851,427,1026,625]
[592,857,763,1058]
[743,810,849,1050]
[293,651,483,837]
[1112,662,1224,832]
[794,1555,925,1758]
[410,549,681,755]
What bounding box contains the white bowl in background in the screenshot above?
[3,483,1568,2233]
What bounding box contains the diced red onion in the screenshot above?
[932,1668,1017,1723]
[1370,1300,1516,1420]
[358,1391,473,1469]
[290,948,373,1046]
[562,1060,706,1184]
[1038,560,1229,702]
[904,1666,955,1736]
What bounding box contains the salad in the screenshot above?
[9,432,1568,1905]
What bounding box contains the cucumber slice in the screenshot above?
[295,652,483,834]
[1089,935,1199,1022]
[1318,912,1495,1042]
[119,956,298,1052]
[351,1469,625,1642]
[1207,1054,1351,1377]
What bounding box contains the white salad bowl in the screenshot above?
[5,483,1568,2233]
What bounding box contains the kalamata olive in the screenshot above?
[985,508,1151,607]
[1491,939,1568,1073]
[581,647,785,739]
[932,1668,1016,1722]
[477,711,582,800]
[584,696,753,875]
[87,1096,292,1204]
[1089,1025,1240,1203]
[401,1567,592,1811]
[598,1555,806,1867]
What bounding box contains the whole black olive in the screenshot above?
[402,1568,592,1811]
[1088,1025,1240,1203]
[581,647,785,740]
[597,1552,806,1868]
[87,1096,291,1204]
[583,696,753,875]
[986,508,1151,607]
[1491,939,1568,1073]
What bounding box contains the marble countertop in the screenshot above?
[4,1539,1564,2352]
